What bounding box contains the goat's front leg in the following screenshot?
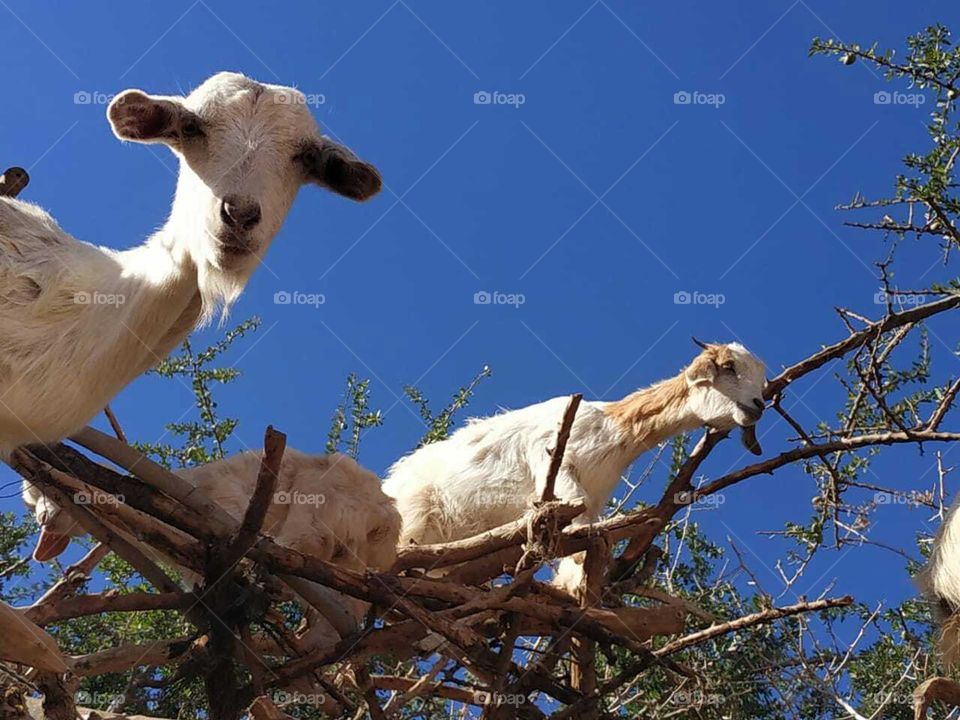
[541,466,598,597]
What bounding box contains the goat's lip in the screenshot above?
[736,402,763,425]
[216,231,257,256]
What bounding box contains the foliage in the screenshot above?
[403,365,492,447]
[325,373,383,458]
[1,24,959,720]
[138,317,261,468]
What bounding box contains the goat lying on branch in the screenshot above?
[22,444,400,648]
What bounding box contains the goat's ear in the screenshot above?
[108,90,183,144]
[685,355,717,387]
[299,139,382,202]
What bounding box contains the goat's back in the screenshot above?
[179,449,400,571]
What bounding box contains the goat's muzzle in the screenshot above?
[737,398,765,456]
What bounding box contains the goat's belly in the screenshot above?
[0,370,129,449]
[442,478,535,541]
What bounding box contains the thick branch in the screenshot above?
[765,294,960,399]
[540,393,583,502]
[24,590,191,627]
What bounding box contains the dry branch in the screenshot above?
[70,637,193,677]
[656,596,853,657]
[0,602,68,673]
[11,449,182,596]
[221,425,286,570]
[765,293,960,398]
[24,590,191,627]
[540,393,583,502]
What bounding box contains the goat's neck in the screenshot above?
[604,373,701,460]
[113,217,204,354]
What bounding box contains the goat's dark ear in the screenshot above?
[299,139,382,202]
[108,90,183,144]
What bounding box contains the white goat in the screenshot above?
[23,448,400,645]
[383,339,767,592]
[917,499,960,667]
[24,447,399,570]
[0,72,381,451]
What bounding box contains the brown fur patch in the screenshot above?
[604,344,739,447]
[604,373,690,447]
[941,612,960,668]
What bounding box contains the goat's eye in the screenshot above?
[181,118,204,139]
[721,362,736,373]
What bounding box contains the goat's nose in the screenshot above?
[220,195,261,230]
[753,398,765,412]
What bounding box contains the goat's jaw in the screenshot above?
[216,230,258,260]
[740,424,762,456]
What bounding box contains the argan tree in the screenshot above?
[2,24,960,720]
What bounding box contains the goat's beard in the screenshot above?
[196,260,252,326]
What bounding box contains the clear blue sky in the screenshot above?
[1,1,958,615]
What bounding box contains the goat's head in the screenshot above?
[21,481,78,561]
[107,71,381,282]
[684,338,767,454]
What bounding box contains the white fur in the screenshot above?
[0,72,379,451]
[22,448,400,646]
[22,448,400,572]
[383,342,766,593]
[917,497,960,666]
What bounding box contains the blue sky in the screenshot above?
[1,0,959,618]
